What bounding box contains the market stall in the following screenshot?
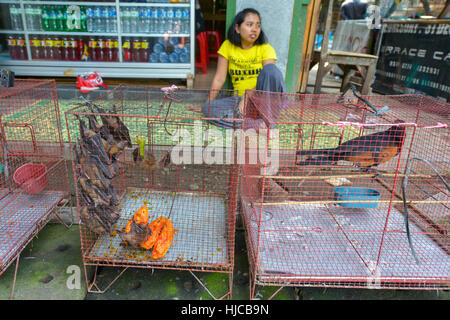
[0,1,195,82]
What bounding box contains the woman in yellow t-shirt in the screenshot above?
[192,8,286,129]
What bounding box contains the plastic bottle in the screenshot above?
[159,51,169,63]
[174,8,182,34]
[110,7,117,33]
[132,37,141,62]
[40,37,47,60]
[41,6,49,31]
[61,37,69,60]
[7,35,17,59]
[182,8,190,34]
[150,52,159,63]
[159,8,167,34]
[97,37,105,61]
[151,7,159,34]
[44,37,53,60]
[86,7,94,32]
[25,5,34,31]
[80,6,87,32]
[30,35,40,59]
[137,8,144,33]
[102,6,110,33]
[55,6,64,31]
[35,5,43,31]
[141,37,149,62]
[53,36,62,60]
[62,5,69,31]
[122,37,132,62]
[17,35,27,60]
[105,38,113,61]
[78,38,85,61]
[88,36,97,61]
[48,6,57,31]
[121,7,130,33]
[166,7,174,32]
[129,6,138,33]
[10,5,23,31]
[94,6,102,32]
[69,37,78,61]
[144,8,152,33]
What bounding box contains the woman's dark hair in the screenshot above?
[227,8,267,46]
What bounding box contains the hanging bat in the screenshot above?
[75,114,111,166]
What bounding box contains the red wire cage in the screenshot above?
[65,86,241,299]
[0,79,72,299]
[240,90,449,299]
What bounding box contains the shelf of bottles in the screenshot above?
[0,0,194,78]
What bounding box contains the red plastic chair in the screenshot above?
[206,30,221,59]
[195,32,208,74]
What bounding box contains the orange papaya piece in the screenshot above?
[140,216,166,250]
[124,205,149,233]
[151,218,174,259]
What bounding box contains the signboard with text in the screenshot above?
[373,22,449,102]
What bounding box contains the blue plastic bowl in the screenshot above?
[334,187,381,208]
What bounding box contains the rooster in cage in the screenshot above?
[296,122,406,171]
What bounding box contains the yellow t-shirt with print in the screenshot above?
[217,40,277,96]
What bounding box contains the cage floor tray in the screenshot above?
[243,199,450,283]
[0,190,66,270]
[87,189,231,270]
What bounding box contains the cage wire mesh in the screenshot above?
[0,79,71,282]
[240,90,450,296]
[66,86,240,297]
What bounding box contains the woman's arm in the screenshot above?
[209,55,229,101]
[262,59,276,66]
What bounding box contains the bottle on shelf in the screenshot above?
[35,5,43,31]
[121,7,130,33]
[78,38,87,61]
[159,8,167,34]
[110,7,117,33]
[151,7,159,34]
[174,8,182,34]
[141,38,150,62]
[129,7,138,33]
[182,8,190,34]
[144,8,152,33]
[53,36,63,60]
[88,36,98,61]
[132,37,141,62]
[122,37,132,62]
[55,6,65,32]
[69,37,79,61]
[167,7,174,32]
[80,6,88,32]
[25,5,34,31]
[9,4,23,31]
[97,37,106,61]
[94,6,103,32]
[138,8,145,33]
[102,6,110,33]
[30,35,42,59]
[48,6,57,31]
[86,6,94,32]
[7,35,18,60]
[62,37,69,60]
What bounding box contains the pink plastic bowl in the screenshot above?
[13,163,48,194]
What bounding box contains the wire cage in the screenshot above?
[240,89,450,298]
[65,85,240,299]
[0,79,72,299]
